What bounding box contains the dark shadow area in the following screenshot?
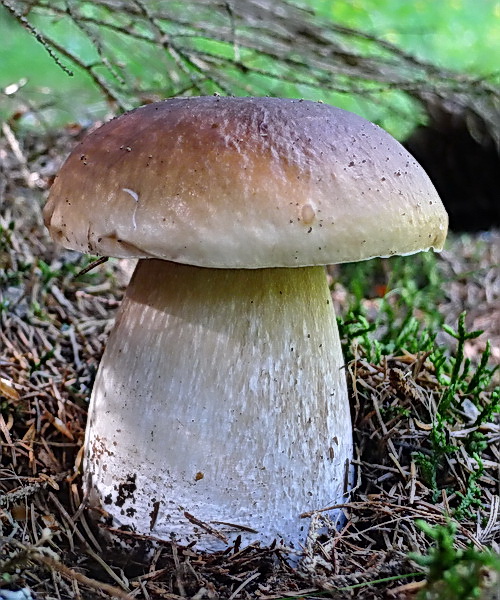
[405,100,499,232]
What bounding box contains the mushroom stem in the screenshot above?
[85,259,352,549]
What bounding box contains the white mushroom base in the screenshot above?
[85,260,352,550]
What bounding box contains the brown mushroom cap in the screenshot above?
[44,96,448,268]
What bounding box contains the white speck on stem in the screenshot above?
[123,188,139,229]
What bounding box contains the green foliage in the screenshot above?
[434,314,494,414]
[474,385,500,429]
[321,0,500,75]
[453,454,484,521]
[411,520,500,600]
[413,413,457,502]
[431,314,498,441]
[408,314,498,515]
[415,428,484,519]
[337,252,498,523]
[337,251,443,363]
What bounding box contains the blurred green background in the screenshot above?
[1,0,499,138]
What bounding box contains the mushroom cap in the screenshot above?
[44,96,448,268]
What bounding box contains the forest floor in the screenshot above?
[0,123,499,599]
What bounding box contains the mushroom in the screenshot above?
[43,97,448,550]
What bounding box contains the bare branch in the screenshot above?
[3,0,498,146]
[1,0,74,76]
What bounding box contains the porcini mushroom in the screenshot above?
[43,97,448,550]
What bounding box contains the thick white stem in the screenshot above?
[85,259,352,549]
